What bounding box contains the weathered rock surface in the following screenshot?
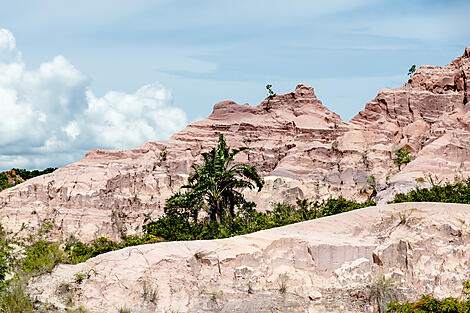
[1,47,470,241]
[29,202,470,313]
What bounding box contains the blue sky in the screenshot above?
[0,0,469,170]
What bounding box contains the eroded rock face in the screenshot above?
[28,203,470,312]
[1,47,470,241]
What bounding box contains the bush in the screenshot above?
[0,225,11,284]
[21,240,69,276]
[390,178,470,204]
[65,235,163,265]
[144,198,375,242]
[392,148,411,171]
[62,197,374,264]
[0,278,35,313]
[385,280,470,312]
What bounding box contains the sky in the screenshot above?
[0,0,469,170]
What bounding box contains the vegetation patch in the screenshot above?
[0,168,56,192]
[385,281,470,312]
[64,135,375,262]
[390,178,470,204]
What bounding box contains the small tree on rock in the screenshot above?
[393,147,411,171]
[264,84,276,111]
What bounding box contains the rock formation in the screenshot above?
[0,47,469,242]
[29,202,470,312]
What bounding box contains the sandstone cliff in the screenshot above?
[29,202,470,312]
[0,47,469,242]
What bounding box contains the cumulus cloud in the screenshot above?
[0,29,188,170]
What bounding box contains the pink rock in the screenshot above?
[1,47,470,241]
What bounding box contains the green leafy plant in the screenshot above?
[159,147,167,162]
[408,65,416,77]
[392,147,411,171]
[20,240,69,276]
[141,280,158,304]
[165,133,264,224]
[385,281,470,312]
[74,273,85,284]
[264,84,276,111]
[369,275,401,313]
[278,273,289,295]
[65,235,163,265]
[143,197,374,243]
[390,178,470,204]
[0,277,35,313]
[0,225,12,286]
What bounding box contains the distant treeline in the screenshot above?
[0,168,56,192]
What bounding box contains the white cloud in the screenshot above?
[0,29,21,63]
[0,29,188,170]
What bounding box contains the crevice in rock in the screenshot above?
[372,253,383,266]
[462,69,468,105]
[378,98,389,117]
[307,246,315,264]
[407,96,413,115]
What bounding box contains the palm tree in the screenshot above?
[165,133,264,224]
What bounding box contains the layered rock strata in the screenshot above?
[29,202,470,313]
[0,47,469,241]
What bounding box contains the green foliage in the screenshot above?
[278,273,289,295]
[166,133,264,224]
[0,278,35,313]
[65,235,163,265]
[65,238,115,264]
[11,168,56,180]
[63,197,374,264]
[144,198,374,242]
[392,147,411,171]
[0,222,71,311]
[390,178,470,204]
[264,84,276,111]
[370,276,400,313]
[0,168,56,192]
[0,173,17,193]
[385,281,470,313]
[0,225,12,287]
[159,147,167,162]
[20,240,68,276]
[408,65,416,77]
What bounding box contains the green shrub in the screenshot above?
[0,173,16,192]
[65,238,116,264]
[21,240,69,276]
[370,276,400,313]
[385,280,470,312]
[393,148,411,171]
[390,178,470,204]
[65,235,163,265]
[165,133,264,224]
[386,294,470,312]
[0,277,35,313]
[143,198,374,242]
[0,225,11,285]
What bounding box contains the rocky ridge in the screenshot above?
[29,202,470,312]
[0,47,469,241]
